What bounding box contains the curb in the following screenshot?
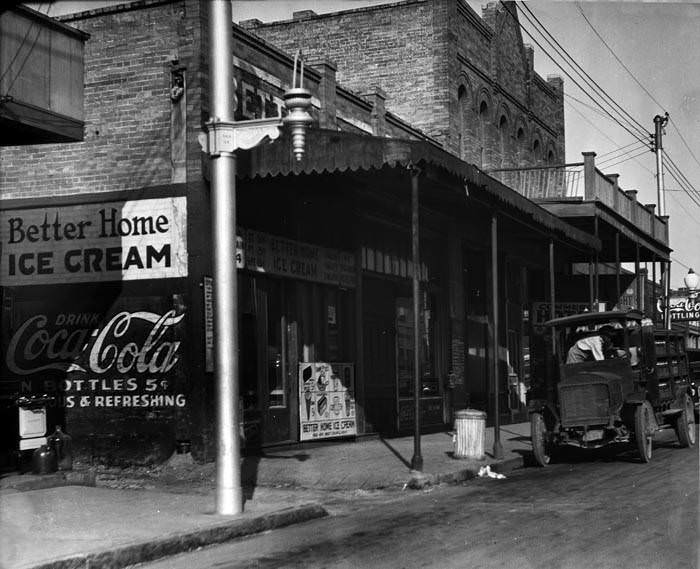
[29,503,328,569]
[407,455,525,488]
[0,470,96,493]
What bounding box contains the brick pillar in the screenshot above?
[363,87,387,137]
[607,173,620,211]
[625,189,638,224]
[582,151,597,200]
[311,60,337,130]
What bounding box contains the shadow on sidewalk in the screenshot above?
[379,438,411,468]
[242,451,311,501]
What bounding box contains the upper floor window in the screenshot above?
[516,127,525,164]
[498,114,509,166]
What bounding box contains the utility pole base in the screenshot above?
[411,454,423,472]
[492,441,504,460]
[216,486,243,516]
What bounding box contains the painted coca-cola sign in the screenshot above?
[4,298,187,409]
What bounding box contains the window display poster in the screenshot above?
[299,362,355,441]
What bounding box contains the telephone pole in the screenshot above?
[654,113,670,328]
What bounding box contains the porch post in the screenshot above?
[549,239,557,402]
[549,240,556,320]
[491,213,503,459]
[615,232,621,303]
[594,216,600,306]
[588,254,595,309]
[410,166,423,471]
[652,256,657,322]
[635,242,641,310]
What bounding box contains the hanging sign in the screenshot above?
[1,197,187,286]
[299,362,356,441]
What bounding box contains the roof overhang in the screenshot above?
[236,129,601,253]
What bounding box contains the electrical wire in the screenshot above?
[1,3,52,96]
[663,151,700,208]
[573,2,700,209]
[668,117,700,172]
[564,98,655,176]
[575,2,667,112]
[0,2,46,84]
[597,144,651,167]
[599,149,652,171]
[597,140,648,160]
[503,4,649,145]
[515,2,650,139]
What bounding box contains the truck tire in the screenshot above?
[675,394,697,448]
[531,412,553,467]
[634,401,653,463]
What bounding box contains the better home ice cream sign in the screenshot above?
[1,197,187,285]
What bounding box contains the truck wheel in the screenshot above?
[675,394,697,448]
[634,402,653,463]
[531,412,554,467]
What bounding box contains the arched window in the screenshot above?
[533,138,541,163]
[498,114,508,166]
[547,149,555,163]
[516,127,525,165]
[478,100,489,167]
[458,85,468,160]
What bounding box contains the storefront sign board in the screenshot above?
[658,296,700,322]
[1,197,187,286]
[299,362,356,441]
[240,228,355,288]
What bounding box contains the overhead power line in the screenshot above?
[597,140,648,160]
[0,3,51,96]
[575,2,667,112]
[597,143,650,167]
[599,149,651,171]
[514,2,651,142]
[668,117,700,172]
[573,2,700,212]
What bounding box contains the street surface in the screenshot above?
[135,429,699,569]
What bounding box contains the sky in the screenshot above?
[28,1,700,288]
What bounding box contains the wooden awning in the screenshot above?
[237,129,601,252]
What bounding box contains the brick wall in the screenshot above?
[0,1,194,199]
[248,0,565,170]
[245,1,447,142]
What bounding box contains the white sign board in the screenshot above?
[299,362,356,441]
[1,197,187,285]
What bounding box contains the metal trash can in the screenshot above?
[453,409,486,459]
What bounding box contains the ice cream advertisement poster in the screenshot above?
[299,362,356,441]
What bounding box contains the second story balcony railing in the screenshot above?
[489,163,584,200]
[488,151,668,247]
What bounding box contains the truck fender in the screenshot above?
[528,400,560,431]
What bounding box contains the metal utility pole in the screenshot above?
[410,167,423,472]
[654,113,670,328]
[201,0,312,517]
[208,0,242,516]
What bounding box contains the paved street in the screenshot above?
[134,429,699,569]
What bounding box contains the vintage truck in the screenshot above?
[528,309,696,465]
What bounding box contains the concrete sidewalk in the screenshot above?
[0,422,533,569]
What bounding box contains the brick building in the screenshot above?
[244,0,564,170]
[0,0,599,466]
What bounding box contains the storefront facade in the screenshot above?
[0,1,600,466]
